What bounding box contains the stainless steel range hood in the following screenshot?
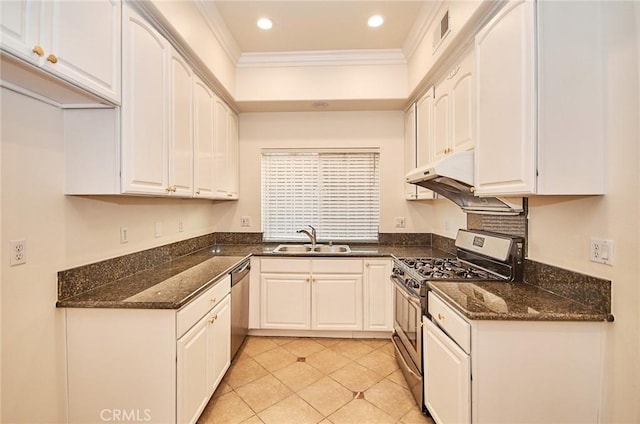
[405,151,523,215]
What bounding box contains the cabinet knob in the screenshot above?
[227,193,233,197]
[438,313,445,321]
[366,263,370,267]
[469,186,476,193]
[209,314,218,324]
[32,45,44,57]
[195,191,201,195]
[46,54,58,64]
[210,297,217,304]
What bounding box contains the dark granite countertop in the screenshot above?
[57,242,611,322]
[429,281,612,322]
[56,250,250,309]
[57,243,443,310]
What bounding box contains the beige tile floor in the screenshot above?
[198,336,435,424]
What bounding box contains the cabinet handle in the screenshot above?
[46,54,58,64]
[438,313,445,321]
[306,278,311,283]
[195,191,201,195]
[210,297,217,304]
[209,314,218,324]
[227,193,233,197]
[469,186,476,193]
[32,45,44,57]
[365,263,370,267]
[171,186,177,192]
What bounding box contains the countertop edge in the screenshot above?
[428,284,612,323]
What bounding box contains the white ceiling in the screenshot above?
[212,1,429,54]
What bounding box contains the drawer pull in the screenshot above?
[210,297,217,304]
[209,314,218,324]
[46,54,58,64]
[32,45,44,56]
[438,313,445,321]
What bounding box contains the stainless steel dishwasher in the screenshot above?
[230,259,250,360]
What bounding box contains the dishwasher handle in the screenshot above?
[231,260,251,287]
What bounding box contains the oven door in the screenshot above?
[391,276,422,370]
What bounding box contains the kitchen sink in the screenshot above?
[313,245,351,253]
[273,244,351,254]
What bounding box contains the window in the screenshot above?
[261,149,380,242]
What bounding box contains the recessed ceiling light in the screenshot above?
[368,15,384,28]
[257,17,273,30]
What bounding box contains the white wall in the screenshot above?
[236,62,407,103]
[213,111,434,235]
[0,88,218,422]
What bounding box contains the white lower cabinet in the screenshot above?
[424,318,471,424]
[363,259,393,331]
[424,292,605,424]
[258,257,392,333]
[177,294,230,424]
[66,276,231,424]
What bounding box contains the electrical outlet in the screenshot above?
[395,217,406,228]
[10,239,27,266]
[590,238,614,265]
[120,227,129,244]
[240,216,251,227]
[178,219,184,233]
[154,222,162,238]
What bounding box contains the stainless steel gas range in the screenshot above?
[390,229,524,411]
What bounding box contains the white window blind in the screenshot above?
[262,150,380,242]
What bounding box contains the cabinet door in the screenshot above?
[312,274,363,330]
[415,88,436,200]
[260,274,311,329]
[226,111,239,198]
[363,260,393,331]
[169,49,194,197]
[424,319,471,424]
[475,0,536,195]
[193,77,216,198]
[121,6,169,195]
[207,295,231,393]
[213,97,230,198]
[46,0,121,102]
[432,79,451,162]
[177,315,209,424]
[450,51,474,153]
[0,0,41,64]
[403,104,417,199]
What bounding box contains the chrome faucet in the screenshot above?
[297,225,317,247]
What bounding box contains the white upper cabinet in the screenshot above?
[64,4,238,201]
[213,98,239,200]
[433,49,475,163]
[404,104,418,200]
[169,50,194,197]
[121,6,169,195]
[475,0,605,196]
[0,0,121,103]
[414,88,436,200]
[193,77,216,199]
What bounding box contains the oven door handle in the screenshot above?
[391,275,422,305]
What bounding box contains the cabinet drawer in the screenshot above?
[261,258,312,273]
[428,292,471,354]
[177,275,230,338]
[312,259,362,274]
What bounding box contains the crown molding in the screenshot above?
[237,49,407,69]
[193,0,242,64]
